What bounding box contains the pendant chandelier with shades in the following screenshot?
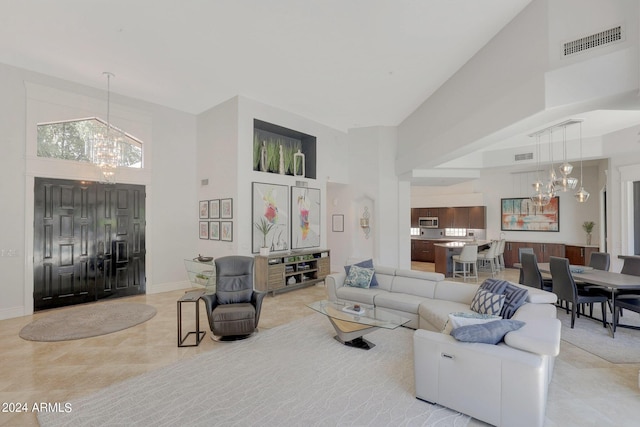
[528,119,589,206]
[92,72,121,183]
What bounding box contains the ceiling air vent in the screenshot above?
[563,26,622,57]
[515,153,533,162]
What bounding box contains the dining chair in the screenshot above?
[613,257,640,318]
[517,247,535,284]
[452,244,478,282]
[520,252,552,292]
[477,241,498,277]
[588,252,610,271]
[620,257,640,276]
[496,239,506,271]
[549,256,608,329]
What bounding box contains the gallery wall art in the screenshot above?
[252,182,289,253]
[291,186,320,249]
[501,197,560,232]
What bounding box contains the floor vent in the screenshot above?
[515,153,533,161]
[564,26,622,57]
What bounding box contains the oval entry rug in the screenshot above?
[19,302,157,342]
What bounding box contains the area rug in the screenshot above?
[19,302,157,342]
[557,305,640,364]
[38,313,470,427]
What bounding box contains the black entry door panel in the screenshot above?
[34,178,145,310]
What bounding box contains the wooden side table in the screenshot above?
[177,290,206,347]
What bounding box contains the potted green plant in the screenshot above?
[254,217,275,256]
[582,221,595,245]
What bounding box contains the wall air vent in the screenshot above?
[515,153,533,162]
[563,26,622,57]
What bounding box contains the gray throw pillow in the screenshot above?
[345,259,379,287]
[479,278,510,295]
[451,319,526,344]
[500,283,529,319]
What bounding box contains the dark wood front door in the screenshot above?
[33,178,146,311]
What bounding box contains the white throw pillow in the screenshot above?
[442,312,502,334]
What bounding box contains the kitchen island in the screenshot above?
[434,240,491,277]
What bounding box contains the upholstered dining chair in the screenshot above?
[620,257,640,276]
[549,256,608,329]
[477,241,498,277]
[201,256,266,340]
[521,252,552,292]
[517,247,535,284]
[589,252,610,271]
[452,244,478,281]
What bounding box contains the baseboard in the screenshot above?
[146,280,192,295]
[0,306,27,321]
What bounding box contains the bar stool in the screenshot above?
[477,241,499,277]
[452,244,479,282]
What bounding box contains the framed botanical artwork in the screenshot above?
[199,221,209,239]
[221,221,233,241]
[199,201,209,219]
[252,182,289,253]
[501,197,559,232]
[209,199,220,219]
[291,186,320,249]
[221,198,233,219]
[209,221,220,240]
[332,214,344,232]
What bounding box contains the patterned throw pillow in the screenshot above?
[479,278,510,295]
[451,319,526,344]
[470,289,506,316]
[500,283,529,319]
[344,265,375,289]
[344,259,379,287]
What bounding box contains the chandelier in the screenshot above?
[529,119,587,206]
[92,72,120,183]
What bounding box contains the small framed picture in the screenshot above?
[221,221,233,241]
[209,199,220,219]
[209,221,220,240]
[221,198,233,219]
[199,221,209,239]
[199,201,209,219]
[332,214,344,232]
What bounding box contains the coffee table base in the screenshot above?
[328,317,378,350]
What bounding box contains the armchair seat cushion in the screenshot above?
[212,303,255,322]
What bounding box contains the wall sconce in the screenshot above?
[360,207,371,239]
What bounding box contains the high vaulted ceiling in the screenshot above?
[0,0,532,132]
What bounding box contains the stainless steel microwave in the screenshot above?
[419,217,439,228]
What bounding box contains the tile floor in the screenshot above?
[0,265,638,426]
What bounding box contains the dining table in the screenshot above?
[538,263,640,338]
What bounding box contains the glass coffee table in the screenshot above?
[307,300,410,350]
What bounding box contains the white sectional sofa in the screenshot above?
[325,265,561,427]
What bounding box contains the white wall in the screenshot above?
[0,62,197,319]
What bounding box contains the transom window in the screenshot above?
[37,117,142,168]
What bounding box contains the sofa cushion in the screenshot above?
[345,259,379,287]
[419,299,473,332]
[433,281,478,305]
[391,270,439,299]
[373,292,427,315]
[470,289,505,315]
[500,283,529,319]
[503,317,561,356]
[344,265,375,288]
[373,266,396,291]
[335,286,386,305]
[451,319,526,344]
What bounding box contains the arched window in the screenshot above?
[37,117,142,168]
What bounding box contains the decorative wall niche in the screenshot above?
[253,119,316,179]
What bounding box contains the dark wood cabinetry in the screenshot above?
[411,240,435,262]
[503,241,578,268]
[565,245,597,266]
[411,206,486,229]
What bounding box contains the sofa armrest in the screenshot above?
[504,317,561,356]
[325,272,346,301]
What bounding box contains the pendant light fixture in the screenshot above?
[574,121,590,203]
[92,72,120,183]
[530,134,550,207]
[555,125,578,191]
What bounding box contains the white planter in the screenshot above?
[260,247,270,256]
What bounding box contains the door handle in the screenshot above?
[441,353,455,360]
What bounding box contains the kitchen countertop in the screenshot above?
[433,240,491,248]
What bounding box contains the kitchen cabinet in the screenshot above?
[565,245,597,266]
[412,240,434,262]
[411,209,420,227]
[424,208,439,218]
[453,207,469,228]
[468,206,486,229]
[438,208,454,228]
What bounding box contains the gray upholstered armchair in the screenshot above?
[201,256,266,340]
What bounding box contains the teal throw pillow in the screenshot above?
[344,265,375,289]
[344,259,379,287]
[451,319,526,344]
[470,288,505,316]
